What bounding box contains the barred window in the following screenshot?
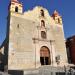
[41,31,46,39]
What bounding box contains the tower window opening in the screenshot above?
[40,9,44,17]
[41,20,45,27]
[15,6,18,12]
[58,18,60,23]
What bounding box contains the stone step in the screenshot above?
[24,66,65,75]
[8,66,69,75]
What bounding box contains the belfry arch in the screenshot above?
[40,46,51,65]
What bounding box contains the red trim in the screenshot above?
[11,1,22,6]
[11,0,19,3]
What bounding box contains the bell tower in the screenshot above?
[52,10,62,25]
[9,0,23,14]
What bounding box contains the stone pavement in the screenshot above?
[0,72,10,75]
[7,65,75,75]
[24,66,65,75]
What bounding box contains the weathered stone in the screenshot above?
[7,0,68,70]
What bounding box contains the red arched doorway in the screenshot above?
[40,46,51,65]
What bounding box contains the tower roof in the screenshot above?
[11,0,19,3]
[52,10,59,17]
[54,10,59,15]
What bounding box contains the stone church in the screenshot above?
[5,0,68,72]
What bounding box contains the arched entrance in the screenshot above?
[40,46,51,65]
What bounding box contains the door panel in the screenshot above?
[40,46,51,65]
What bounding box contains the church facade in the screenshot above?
[7,0,67,70]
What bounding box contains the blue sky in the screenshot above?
[0,0,75,45]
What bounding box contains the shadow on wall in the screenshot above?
[0,52,4,71]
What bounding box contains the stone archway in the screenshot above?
[40,46,51,65]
